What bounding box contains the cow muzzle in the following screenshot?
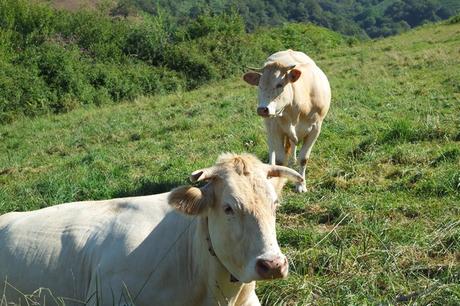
[257,107,270,117]
[255,255,289,280]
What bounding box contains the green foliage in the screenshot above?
[0,0,55,45]
[185,10,245,39]
[0,0,191,122]
[448,13,460,24]
[0,58,53,123]
[254,23,344,56]
[123,12,176,64]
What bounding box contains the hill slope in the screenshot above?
[0,20,459,304]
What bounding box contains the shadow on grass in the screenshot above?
[114,180,183,198]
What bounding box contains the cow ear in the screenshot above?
[288,69,301,83]
[168,186,211,215]
[243,72,261,86]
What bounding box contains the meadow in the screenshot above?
[1,18,459,305]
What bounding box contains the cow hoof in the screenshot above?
[295,184,307,193]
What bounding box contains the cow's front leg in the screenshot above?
[234,282,260,306]
[288,138,297,167]
[296,122,322,193]
[265,119,286,165]
[268,132,286,166]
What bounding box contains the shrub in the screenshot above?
[448,14,460,24]
[0,59,54,122]
[253,23,344,56]
[185,11,245,40]
[123,13,175,65]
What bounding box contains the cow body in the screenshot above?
[244,50,331,192]
[0,154,302,305]
[0,195,236,305]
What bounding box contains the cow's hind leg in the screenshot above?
[296,122,322,193]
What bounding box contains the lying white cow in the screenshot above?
[0,153,302,306]
[243,49,331,192]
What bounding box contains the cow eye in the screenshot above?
[276,83,283,89]
[223,205,234,215]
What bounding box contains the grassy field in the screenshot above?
[1,20,459,305]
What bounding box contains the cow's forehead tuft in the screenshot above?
[215,153,262,175]
[263,61,291,72]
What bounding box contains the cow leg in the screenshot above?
[289,139,297,166]
[267,131,286,166]
[234,282,260,306]
[283,137,297,167]
[296,122,322,193]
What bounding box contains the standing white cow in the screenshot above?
[0,153,302,306]
[243,50,331,192]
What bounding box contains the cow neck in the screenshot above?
[204,216,239,283]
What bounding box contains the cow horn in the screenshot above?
[190,167,217,182]
[246,66,264,73]
[266,165,303,183]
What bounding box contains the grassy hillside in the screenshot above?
[1,19,459,305]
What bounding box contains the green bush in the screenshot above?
[56,10,129,61]
[448,14,460,24]
[123,13,174,65]
[0,0,55,46]
[0,59,54,122]
[253,23,345,56]
[165,44,219,89]
[185,11,245,40]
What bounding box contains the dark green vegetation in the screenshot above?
[0,0,344,123]
[1,15,459,304]
[126,0,460,37]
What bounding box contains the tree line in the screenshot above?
[120,0,459,38]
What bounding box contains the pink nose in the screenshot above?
[256,256,288,279]
[257,107,269,117]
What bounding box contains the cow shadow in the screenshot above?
[114,179,183,198]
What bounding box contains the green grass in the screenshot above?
[1,21,460,305]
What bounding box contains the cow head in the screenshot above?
[243,62,302,118]
[168,153,303,283]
